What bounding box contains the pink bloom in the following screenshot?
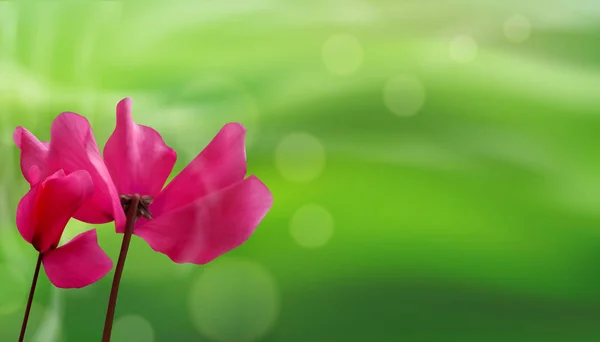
[16,168,113,288]
[14,115,126,230]
[105,98,273,263]
[16,98,273,264]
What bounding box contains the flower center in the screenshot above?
[119,194,154,220]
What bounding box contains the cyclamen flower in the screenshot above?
[15,98,273,264]
[14,114,126,229]
[16,168,112,288]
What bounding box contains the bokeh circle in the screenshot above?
[189,258,280,342]
[322,34,364,76]
[383,75,426,117]
[449,35,478,63]
[275,133,326,182]
[290,204,335,248]
[504,15,532,43]
[112,314,155,342]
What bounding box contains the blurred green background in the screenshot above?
[2,0,600,341]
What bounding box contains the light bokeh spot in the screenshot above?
[112,315,155,342]
[189,258,280,342]
[275,133,326,182]
[383,75,426,117]
[322,34,363,76]
[504,15,532,43]
[449,35,478,63]
[290,204,335,248]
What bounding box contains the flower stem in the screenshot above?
[102,194,140,342]
[19,253,42,342]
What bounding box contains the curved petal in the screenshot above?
[32,170,94,252]
[16,182,39,244]
[42,230,113,288]
[104,97,177,198]
[136,175,273,264]
[49,112,125,230]
[14,127,49,186]
[152,123,247,216]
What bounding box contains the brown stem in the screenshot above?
[102,194,140,342]
[19,253,42,342]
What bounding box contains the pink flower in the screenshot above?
[16,168,113,288]
[15,98,273,264]
[14,114,126,229]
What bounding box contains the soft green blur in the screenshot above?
[2,0,600,341]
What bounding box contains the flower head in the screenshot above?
[16,168,113,288]
[14,114,126,229]
[104,98,273,264]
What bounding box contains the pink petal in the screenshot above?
[19,170,94,253]
[49,112,126,230]
[16,183,38,244]
[135,175,272,264]
[104,97,177,198]
[25,165,42,185]
[152,123,247,216]
[42,230,113,288]
[14,127,50,186]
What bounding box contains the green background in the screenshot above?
[2,0,600,341]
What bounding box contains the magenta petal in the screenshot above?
[28,170,95,252]
[104,98,177,198]
[42,230,113,288]
[136,176,272,264]
[49,112,126,229]
[152,123,247,216]
[16,184,38,244]
[14,127,50,186]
